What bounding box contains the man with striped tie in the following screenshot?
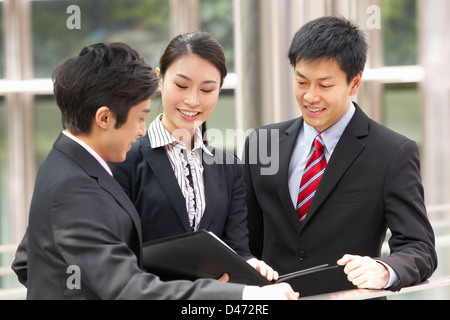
[243,16,437,297]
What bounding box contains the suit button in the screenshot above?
[297,251,307,261]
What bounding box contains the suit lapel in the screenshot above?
[275,119,304,232]
[97,174,144,253]
[199,149,219,230]
[140,138,192,232]
[302,104,369,227]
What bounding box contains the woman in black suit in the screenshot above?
[110,32,277,281]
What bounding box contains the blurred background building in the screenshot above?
[0,0,449,299]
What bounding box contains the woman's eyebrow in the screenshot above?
[175,73,218,84]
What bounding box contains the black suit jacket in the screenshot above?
[12,133,245,299]
[109,133,253,260]
[243,104,437,296]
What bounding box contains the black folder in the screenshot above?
[142,230,339,286]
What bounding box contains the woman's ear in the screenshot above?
[156,68,164,91]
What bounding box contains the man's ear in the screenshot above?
[94,106,113,130]
[350,72,363,96]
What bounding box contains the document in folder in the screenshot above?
[142,230,339,286]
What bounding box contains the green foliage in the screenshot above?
[200,0,235,71]
[32,0,170,77]
[382,0,418,66]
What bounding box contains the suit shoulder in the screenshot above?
[254,118,299,131]
[368,118,414,147]
[133,136,149,155]
[119,136,147,164]
[246,118,301,142]
[33,149,99,201]
[205,146,241,165]
[38,147,85,178]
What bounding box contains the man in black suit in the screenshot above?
[244,16,437,297]
[12,43,298,300]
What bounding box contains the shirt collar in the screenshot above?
[303,101,356,155]
[148,114,213,156]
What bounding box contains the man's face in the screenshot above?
[293,58,362,133]
[102,99,151,162]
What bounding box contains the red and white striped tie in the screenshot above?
[296,134,327,225]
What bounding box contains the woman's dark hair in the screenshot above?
[288,16,368,83]
[53,42,159,134]
[158,32,227,87]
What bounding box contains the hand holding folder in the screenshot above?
[143,230,340,286]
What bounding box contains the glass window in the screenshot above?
[33,94,165,167]
[0,98,8,244]
[0,97,12,288]
[199,0,236,153]
[32,0,171,78]
[204,90,236,153]
[0,3,4,78]
[382,83,422,148]
[146,95,162,127]
[382,0,418,66]
[199,0,234,73]
[33,96,62,166]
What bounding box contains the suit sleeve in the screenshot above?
[11,229,29,287]
[52,174,245,300]
[378,139,437,291]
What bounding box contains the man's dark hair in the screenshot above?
[53,42,158,134]
[288,16,368,83]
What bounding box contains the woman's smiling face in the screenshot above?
[160,54,222,140]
